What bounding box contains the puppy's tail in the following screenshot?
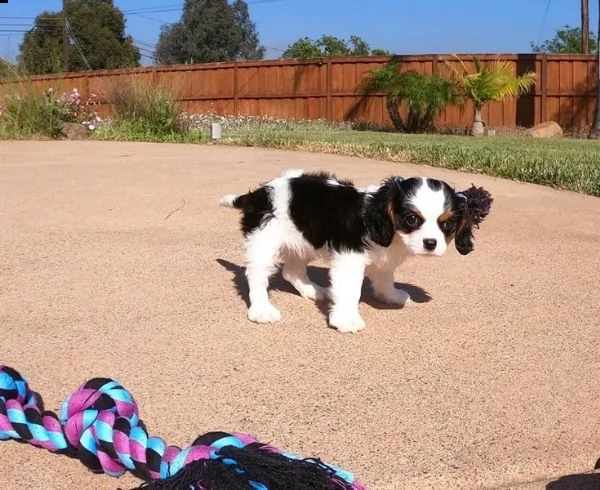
[219,193,244,209]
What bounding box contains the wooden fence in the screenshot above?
[1,54,598,129]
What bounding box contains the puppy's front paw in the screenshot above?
[377,288,412,306]
[304,285,326,302]
[248,303,282,323]
[329,310,366,333]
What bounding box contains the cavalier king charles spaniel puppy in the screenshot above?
[220,170,491,333]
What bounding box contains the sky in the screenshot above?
[1,0,599,65]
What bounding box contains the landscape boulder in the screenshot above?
[61,122,90,140]
[527,121,563,138]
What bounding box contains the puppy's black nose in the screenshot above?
[423,238,437,251]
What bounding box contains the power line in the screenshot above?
[536,0,553,48]
[125,0,289,15]
[63,0,68,71]
[66,19,91,70]
[133,38,157,49]
[124,4,182,15]
[132,13,171,24]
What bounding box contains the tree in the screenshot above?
[360,61,459,132]
[19,0,140,75]
[18,12,63,74]
[232,0,265,60]
[281,34,389,59]
[531,25,597,53]
[155,0,265,65]
[446,56,536,136]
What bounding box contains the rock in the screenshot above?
[527,121,563,138]
[61,122,90,140]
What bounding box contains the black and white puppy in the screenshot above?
[220,170,480,333]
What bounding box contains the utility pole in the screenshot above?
[582,0,590,54]
[589,0,600,138]
[62,0,69,72]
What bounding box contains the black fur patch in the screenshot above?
[289,173,367,252]
[234,187,274,236]
[426,178,443,192]
[388,177,425,235]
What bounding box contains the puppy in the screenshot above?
[220,170,487,333]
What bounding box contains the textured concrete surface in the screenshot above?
[1,141,599,490]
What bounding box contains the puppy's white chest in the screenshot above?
[367,234,410,269]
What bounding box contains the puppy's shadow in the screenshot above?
[546,473,600,490]
[216,259,432,319]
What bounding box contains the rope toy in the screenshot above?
[454,185,493,255]
[458,185,493,226]
[0,366,365,489]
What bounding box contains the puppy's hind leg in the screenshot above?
[244,225,282,323]
[282,255,326,301]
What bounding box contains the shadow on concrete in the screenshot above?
[216,258,432,315]
[546,472,600,490]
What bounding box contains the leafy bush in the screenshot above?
[105,81,184,137]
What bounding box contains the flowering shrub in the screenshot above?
[44,88,102,130]
[0,85,102,138]
[180,111,349,133]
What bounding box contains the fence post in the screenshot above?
[326,58,332,121]
[233,62,239,116]
[82,74,90,101]
[431,54,439,74]
[540,54,548,123]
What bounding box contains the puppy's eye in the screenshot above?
[404,214,419,227]
[439,220,454,232]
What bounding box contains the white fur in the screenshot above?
[219,194,238,208]
[223,172,450,333]
[399,178,449,256]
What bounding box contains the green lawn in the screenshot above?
[219,128,600,197]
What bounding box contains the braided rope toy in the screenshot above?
[0,366,365,489]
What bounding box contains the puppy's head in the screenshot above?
[365,177,492,256]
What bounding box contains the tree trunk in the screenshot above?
[582,0,590,54]
[470,105,485,136]
[386,98,405,131]
[589,0,600,139]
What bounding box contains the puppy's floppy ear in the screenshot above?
[454,185,493,255]
[364,179,401,247]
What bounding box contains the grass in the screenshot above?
[217,126,600,196]
[0,83,64,139]
[104,81,185,137]
[93,119,209,143]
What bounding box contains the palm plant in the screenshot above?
[445,55,536,136]
[360,61,406,130]
[360,61,460,133]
